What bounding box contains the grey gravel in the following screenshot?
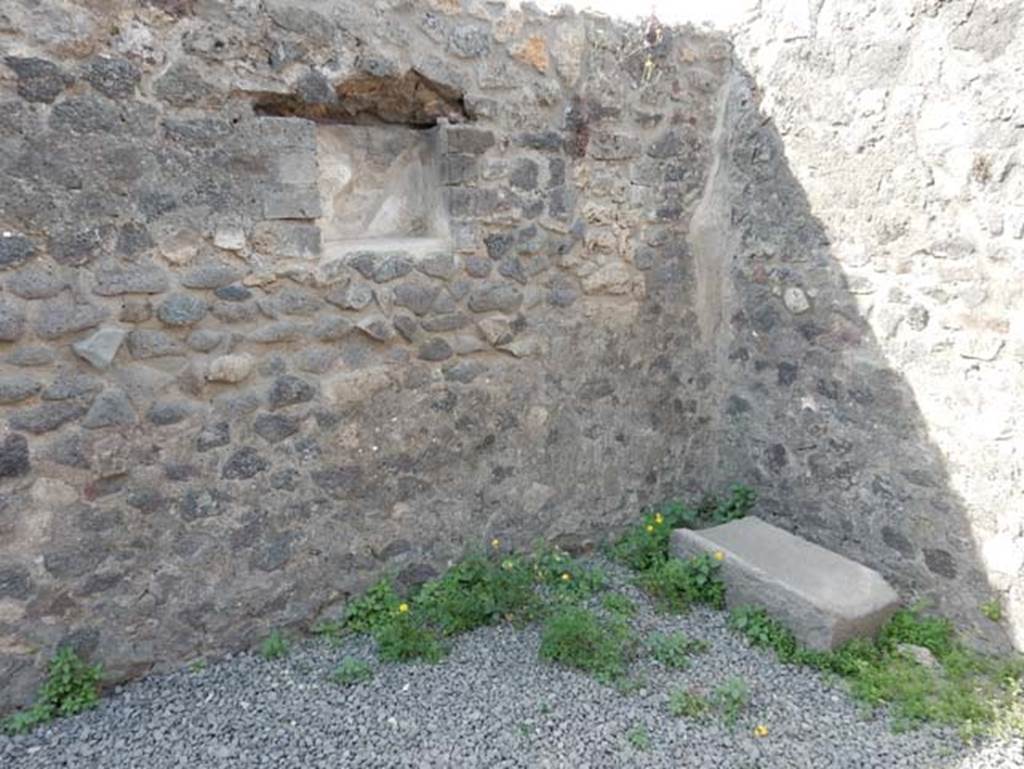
[2,561,1020,769]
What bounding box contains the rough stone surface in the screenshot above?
[0,376,42,404]
[724,0,1024,651]
[157,293,208,326]
[207,354,254,384]
[672,517,900,651]
[72,327,127,369]
[82,389,136,429]
[0,0,1016,714]
[0,234,36,270]
[0,434,31,478]
[7,268,64,299]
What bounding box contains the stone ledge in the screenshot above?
[671,517,900,651]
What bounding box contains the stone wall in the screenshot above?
[720,0,1023,651]
[0,0,730,710]
[2,0,1019,713]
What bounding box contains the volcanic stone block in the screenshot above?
[671,517,900,651]
[73,327,127,369]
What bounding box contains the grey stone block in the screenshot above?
[0,234,36,270]
[261,185,322,220]
[467,283,523,313]
[0,301,26,341]
[83,389,136,429]
[83,57,140,100]
[0,436,29,479]
[251,221,321,258]
[127,329,185,359]
[181,262,243,289]
[671,517,900,651]
[9,402,86,434]
[34,303,108,340]
[0,376,41,404]
[4,56,71,103]
[7,268,64,299]
[157,293,208,326]
[72,327,127,369]
[42,369,102,401]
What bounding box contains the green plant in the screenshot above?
[375,611,445,663]
[981,599,1003,623]
[625,725,650,751]
[712,677,749,726]
[345,579,402,635]
[610,486,756,573]
[530,547,607,604]
[330,657,373,685]
[729,604,1024,737]
[602,592,637,618]
[539,606,634,684]
[646,632,708,669]
[728,605,804,663]
[2,648,102,735]
[609,509,678,572]
[668,688,710,719]
[613,674,649,696]
[553,562,608,603]
[416,553,539,636]
[259,630,290,661]
[878,607,955,659]
[311,618,347,643]
[706,484,757,524]
[993,676,1024,739]
[635,555,725,612]
[187,659,207,674]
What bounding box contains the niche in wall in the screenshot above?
[252,69,466,260]
[316,124,448,259]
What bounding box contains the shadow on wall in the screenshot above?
[694,62,1016,653]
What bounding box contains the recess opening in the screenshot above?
[252,69,466,260]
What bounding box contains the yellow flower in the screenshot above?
[491,538,500,549]
[561,572,572,582]
[754,724,769,738]
[398,603,409,614]
[654,513,664,525]
[645,524,654,533]
[713,550,725,561]
[502,559,515,571]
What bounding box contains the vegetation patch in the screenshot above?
[415,553,540,636]
[259,630,290,661]
[601,592,638,618]
[668,688,710,719]
[341,579,403,636]
[330,657,373,686]
[646,631,708,670]
[610,485,755,572]
[981,598,1003,623]
[2,648,102,735]
[668,679,749,727]
[712,677,750,727]
[311,545,609,665]
[539,606,635,684]
[607,489,733,614]
[375,607,446,663]
[635,554,726,612]
[729,604,1024,737]
[625,724,650,751]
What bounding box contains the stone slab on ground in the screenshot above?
[671,516,900,651]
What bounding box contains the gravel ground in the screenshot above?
[2,562,1022,769]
